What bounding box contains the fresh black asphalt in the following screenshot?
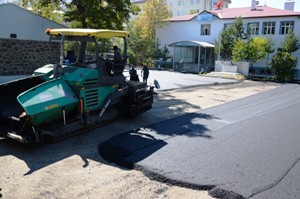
[99,84,300,199]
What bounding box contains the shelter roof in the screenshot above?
[168,41,215,48]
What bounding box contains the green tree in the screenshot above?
[127,17,148,66]
[137,0,171,44]
[263,37,275,77]
[271,31,300,81]
[215,28,235,60]
[230,17,249,40]
[271,52,297,81]
[21,0,137,29]
[216,17,249,60]
[152,39,170,61]
[20,0,63,23]
[21,0,138,60]
[232,37,268,68]
[280,30,300,54]
[265,37,276,67]
[127,0,171,66]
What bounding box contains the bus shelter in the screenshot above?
[169,40,215,73]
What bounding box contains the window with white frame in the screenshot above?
[201,24,211,35]
[263,22,275,35]
[280,21,294,34]
[248,22,259,35]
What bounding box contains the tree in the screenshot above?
[216,17,249,60]
[152,39,171,61]
[137,0,172,44]
[20,0,138,60]
[127,0,171,66]
[265,37,275,67]
[263,37,275,77]
[280,30,300,54]
[20,0,63,23]
[271,52,297,81]
[215,28,234,60]
[127,17,148,66]
[232,37,268,68]
[271,30,300,81]
[230,17,249,40]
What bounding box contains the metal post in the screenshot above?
[173,46,175,71]
[198,46,201,73]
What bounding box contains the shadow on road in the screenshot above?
[98,112,217,169]
[0,94,217,175]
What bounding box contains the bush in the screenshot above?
[271,52,297,81]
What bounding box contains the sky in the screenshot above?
[1,0,299,12]
[229,0,300,12]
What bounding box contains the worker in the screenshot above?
[141,64,149,84]
[113,46,122,64]
[129,65,139,81]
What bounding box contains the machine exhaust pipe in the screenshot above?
[7,132,31,144]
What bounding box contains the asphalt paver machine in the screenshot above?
[0,29,153,144]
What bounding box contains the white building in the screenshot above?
[132,0,231,17]
[0,3,66,41]
[168,0,231,16]
[157,1,300,78]
[0,3,67,75]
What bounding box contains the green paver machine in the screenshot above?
[0,29,154,144]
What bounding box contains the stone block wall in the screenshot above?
[0,38,60,75]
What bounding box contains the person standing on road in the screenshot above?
[129,65,139,81]
[141,64,149,84]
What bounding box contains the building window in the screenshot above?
[10,33,17,39]
[223,23,233,30]
[248,22,259,35]
[280,21,294,34]
[178,0,181,6]
[196,0,200,4]
[177,11,181,16]
[201,24,211,35]
[191,0,194,4]
[263,22,275,35]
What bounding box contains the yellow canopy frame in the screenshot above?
[45,28,130,38]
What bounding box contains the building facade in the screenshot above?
[132,0,231,17]
[168,0,231,16]
[0,3,66,75]
[156,3,300,78]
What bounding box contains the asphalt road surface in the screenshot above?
[0,70,237,91]
[99,84,300,199]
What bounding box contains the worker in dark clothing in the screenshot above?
[113,46,122,64]
[129,65,140,81]
[141,65,149,84]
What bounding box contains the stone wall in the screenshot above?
[0,38,60,75]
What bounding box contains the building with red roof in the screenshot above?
[157,2,300,79]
